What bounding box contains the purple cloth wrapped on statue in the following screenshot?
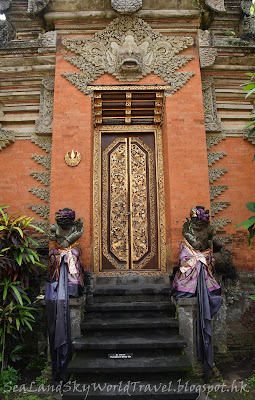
[172,237,222,381]
[172,238,220,294]
[49,241,84,296]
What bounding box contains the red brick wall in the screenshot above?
[208,137,255,271]
[50,35,211,272]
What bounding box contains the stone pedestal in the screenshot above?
[175,295,227,371]
[69,294,86,340]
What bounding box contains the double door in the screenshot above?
[100,132,159,271]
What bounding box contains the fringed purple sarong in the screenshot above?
[172,239,222,381]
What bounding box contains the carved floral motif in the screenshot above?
[0,0,12,12]
[206,133,226,150]
[27,0,50,14]
[62,17,194,93]
[202,76,221,132]
[0,20,16,45]
[198,30,217,68]
[211,201,231,216]
[0,128,15,151]
[208,152,227,167]
[210,185,228,200]
[111,0,142,13]
[205,0,226,12]
[209,168,228,183]
[35,77,54,135]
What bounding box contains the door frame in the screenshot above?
[93,125,166,276]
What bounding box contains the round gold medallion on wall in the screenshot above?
[64,150,81,167]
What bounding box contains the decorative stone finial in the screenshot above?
[111,0,142,14]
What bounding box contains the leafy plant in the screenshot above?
[0,206,45,284]
[242,73,255,138]
[0,365,20,395]
[235,202,255,248]
[0,277,36,373]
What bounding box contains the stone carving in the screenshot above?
[209,168,228,183]
[0,1,12,12]
[35,77,54,135]
[205,0,226,12]
[241,0,253,15]
[0,127,15,151]
[211,202,231,216]
[202,77,222,132]
[243,130,255,145]
[49,208,83,248]
[28,188,50,203]
[111,0,142,13]
[182,206,213,251]
[28,204,49,220]
[30,171,50,186]
[33,221,49,232]
[62,17,194,93]
[213,236,232,247]
[198,30,217,69]
[210,186,228,200]
[212,218,231,232]
[31,154,51,170]
[0,19,16,45]
[27,0,50,14]
[30,135,52,153]
[207,152,227,167]
[206,133,226,150]
[38,31,57,53]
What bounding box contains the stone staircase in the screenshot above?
[62,276,198,400]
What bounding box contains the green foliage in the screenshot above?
[0,278,36,372]
[246,372,255,387]
[251,0,255,15]
[0,206,45,283]
[235,202,255,248]
[242,73,255,139]
[0,365,20,394]
[35,361,49,385]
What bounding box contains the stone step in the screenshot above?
[72,332,186,351]
[93,285,170,295]
[81,316,178,331]
[68,354,192,375]
[62,379,199,400]
[94,276,169,286]
[92,285,170,303]
[85,302,175,313]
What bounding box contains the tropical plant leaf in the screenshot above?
[245,87,255,98]
[246,202,255,213]
[11,286,23,305]
[244,217,255,229]
[248,126,255,137]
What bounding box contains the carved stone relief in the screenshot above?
[243,130,255,145]
[35,77,54,135]
[62,17,194,94]
[210,185,228,200]
[198,30,217,69]
[0,127,15,151]
[208,152,227,166]
[30,135,52,153]
[211,201,231,216]
[212,218,232,232]
[202,77,222,132]
[28,205,49,220]
[38,31,57,53]
[209,168,228,183]
[31,154,51,170]
[111,0,142,13]
[0,19,16,45]
[30,171,50,186]
[27,0,50,14]
[0,0,12,12]
[206,133,226,150]
[28,188,50,203]
[241,0,253,15]
[205,0,226,12]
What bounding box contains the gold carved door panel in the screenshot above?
[101,132,159,271]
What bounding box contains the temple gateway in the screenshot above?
[1,0,255,393]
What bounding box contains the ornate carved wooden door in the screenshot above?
[101,132,159,271]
